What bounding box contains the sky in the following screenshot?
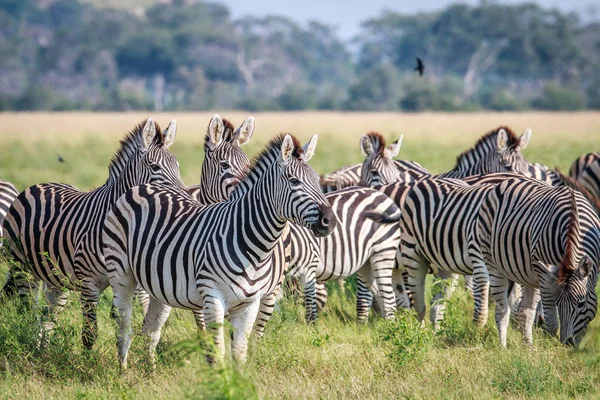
[219,0,600,39]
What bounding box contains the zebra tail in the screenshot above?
[363,210,402,224]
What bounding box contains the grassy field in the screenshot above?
[1,111,599,399]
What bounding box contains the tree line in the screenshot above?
[1,0,599,112]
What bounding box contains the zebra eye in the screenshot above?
[220,161,231,169]
[290,178,301,186]
[150,163,162,172]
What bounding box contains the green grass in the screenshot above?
[1,112,600,399]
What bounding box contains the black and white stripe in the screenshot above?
[2,119,183,349]
[569,152,600,199]
[187,115,254,204]
[103,134,335,368]
[477,178,600,347]
[287,186,406,322]
[0,180,18,240]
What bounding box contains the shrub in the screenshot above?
[376,310,432,367]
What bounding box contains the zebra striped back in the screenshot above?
[2,118,183,349]
[319,164,361,193]
[359,132,429,187]
[569,152,600,199]
[477,178,600,346]
[187,115,254,204]
[104,133,335,367]
[0,180,18,240]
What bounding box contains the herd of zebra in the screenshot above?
[0,115,599,369]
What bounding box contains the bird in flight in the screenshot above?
[55,151,66,163]
[414,57,424,77]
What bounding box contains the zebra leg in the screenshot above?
[39,285,70,348]
[134,285,150,316]
[301,267,318,323]
[202,294,227,364]
[229,299,261,365]
[464,275,474,298]
[392,268,410,309]
[193,309,206,331]
[490,272,511,348]
[471,262,490,327]
[507,281,522,315]
[355,274,372,322]
[404,263,428,324]
[315,281,328,311]
[539,292,558,337]
[430,270,459,330]
[253,292,277,338]
[370,262,396,320]
[516,286,541,346]
[111,274,137,371]
[142,297,172,370]
[81,281,108,350]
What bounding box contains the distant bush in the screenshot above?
[533,83,586,111]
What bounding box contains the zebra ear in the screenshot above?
[384,135,402,159]
[496,129,508,150]
[280,134,295,165]
[360,135,374,156]
[579,255,592,278]
[234,116,255,146]
[162,119,177,148]
[208,114,224,148]
[519,129,532,150]
[302,134,318,162]
[142,118,156,149]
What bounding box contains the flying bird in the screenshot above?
[55,151,66,163]
[414,57,424,77]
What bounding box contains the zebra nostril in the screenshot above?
[321,216,329,226]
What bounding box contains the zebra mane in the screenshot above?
[204,118,237,145]
[554,168,600,217]
[365,132,386,155]
[455,126,520,168]
[231,133,303,191]
[559,189,582,280]
[107,119,162,183]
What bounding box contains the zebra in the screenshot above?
[569,152,600,199]
[2,118,184,349]
[398,178,496,328]
[0,180,18,240]
[187,115,254,204]
[102,133,336,368]
[319,164,362,193]
[358,133,430,187]
[477,178,600,347]
[287,186,407,323]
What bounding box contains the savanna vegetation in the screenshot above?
[1,111,600,399]
[1,0,599,112]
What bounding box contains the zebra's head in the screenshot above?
[109,118,184,190]
[139,118,184,188]
[451,126,531,177]
[276,134,336,237]
[359,132,403,186]
[201,114,254,201]
[534,190,596,346]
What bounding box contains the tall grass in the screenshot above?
[1,112,600,398]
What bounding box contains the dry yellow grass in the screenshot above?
[2,111,598,144]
